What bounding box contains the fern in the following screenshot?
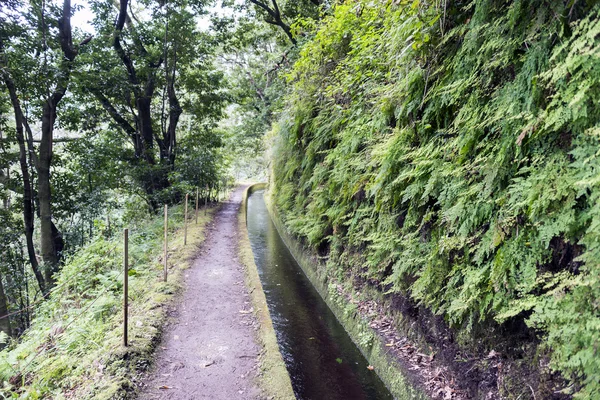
[271,0,600,396]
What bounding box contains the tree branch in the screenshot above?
[58,0,75,61]
[22,116,39,170]
[265,48,291,75]
[0,137,78,144]
[113,0,140,90]
[249,0,278,20]
[248,0,296,45]
[91,89,137,138]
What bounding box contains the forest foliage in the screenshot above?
[0,0,232,340]
[0,0,289,394]
[271,0,600,397]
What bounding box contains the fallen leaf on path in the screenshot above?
[487,350,499,359]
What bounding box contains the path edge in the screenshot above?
[238,183,296,400]
[126,203,219,399]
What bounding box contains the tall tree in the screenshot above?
[37,0,89,285]
[0,0,90,289]
[82,0,225,206]
[0,65,45,294]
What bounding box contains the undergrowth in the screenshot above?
[271,0,600,398]
[0,202,214,399]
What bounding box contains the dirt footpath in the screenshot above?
[138,186,262,400]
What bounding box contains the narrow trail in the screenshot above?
[139,186,263,400]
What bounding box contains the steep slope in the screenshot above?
[271,1,600,398]
[0,204,215,399]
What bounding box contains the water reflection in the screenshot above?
[246,190,393,400]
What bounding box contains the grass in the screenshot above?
[0,201,217,399]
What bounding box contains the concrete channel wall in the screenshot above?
[239,183,296,400]
[258,185,430,400]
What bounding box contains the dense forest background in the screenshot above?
[0,0,263,335]
[1,0,599,398]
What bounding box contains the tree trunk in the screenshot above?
[39,101,63,287]
[136,96,155,164]
[0,67,47,294]
[36,0,81,288]
[19,122,46,294]
[0,272,11,341]
[163,63,182,168]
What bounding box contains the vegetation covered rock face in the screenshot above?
[271,0,600,397]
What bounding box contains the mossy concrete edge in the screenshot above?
[263,189,430,400]
[239,183,295,400]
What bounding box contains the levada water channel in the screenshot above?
[246,189,393,400]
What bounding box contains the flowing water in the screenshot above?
[246,190,393,400]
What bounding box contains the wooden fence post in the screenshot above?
[195,187,199,225]
[123,228,129,347]
[164,205,168,282]
[184,193,189,245]
[204,184,208,216]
